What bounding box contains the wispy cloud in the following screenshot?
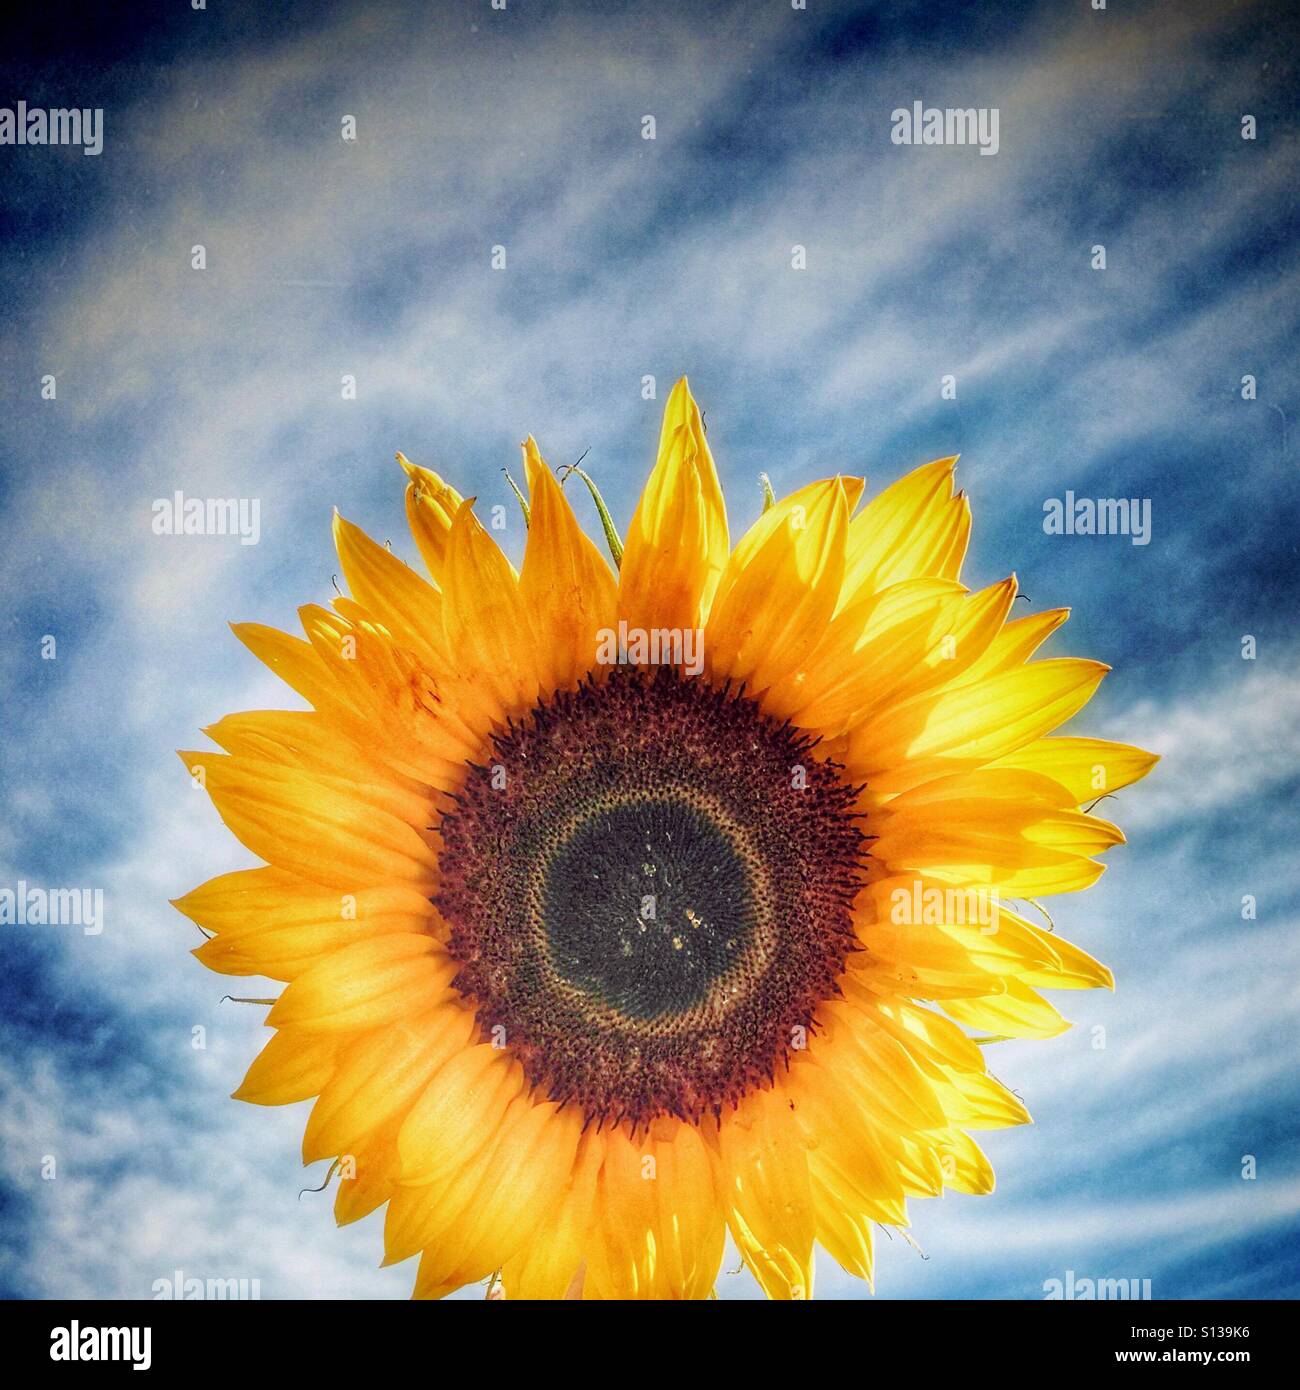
[1103,660,1300,831]
[1,0,1296,1298]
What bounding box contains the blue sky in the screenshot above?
[1,0,1297,1299]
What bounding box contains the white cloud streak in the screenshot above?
[1,0,1295,1299]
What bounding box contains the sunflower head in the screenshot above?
[175,378,1156,1299]
[436,663,867,1129]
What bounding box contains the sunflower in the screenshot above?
[175,378,1156,1300]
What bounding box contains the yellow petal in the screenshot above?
[202,710,424,796]
[706,478,849,692]
[441,499,544,718]
[333,511,446,669]
[619,377,729,632]
[395,1044,524,1187]
[385,1149,492,1269]
[857,877,1111,992]
[175,866,430,937]
[785,1057,910,1220]
[847,915,1005,999]
[808,999,947,1132]
[400,454,463,583]
[230,622,354,719]
[936,1129,995,1195]
[812,576,1018,738]
[302,1006,475,1162]
[944,980,1071,1041]
[297,604,479,778]
[583,1124,661,1299]
[411,1097,582,1299]
[501,1129,604,1300]
[840,457,968,601]
[178,867,435,981]
[384,1053,529,1268]
[334,1116,404,1226]
[763,576,961,725]
[856,990,989,1074]
[872,769,1125,896]
[581,1121,724,1300]
[988,736,1160,803]
[810,1171,876,1285]
[645,1121,725,1299]
[948,607,1070,687]
[179,750,437,891]
[199,718,433,822]
[717,1086,816,1299]
[848,658,1110,795]
[233,1027,341,1105]
[519,437,618,693]
[827,985,1030,1128]
[1016,930,1114,991]
[268,935,452,1032]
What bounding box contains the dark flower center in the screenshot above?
[543,797,757,1020]
[435,665,865,1128]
